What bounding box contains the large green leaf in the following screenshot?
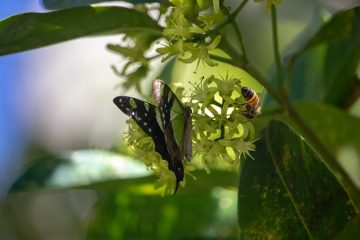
[334,215,360,240]
[255,102,360,187]
[0,6,162,56]
[287,45,327,102]
[323,7,360,107]
[9,155,69,192]
[9,149,238,194]
[9,150,150,193]
[238,120,357,239]
[294,102,360,153]
[288,7,360,107]
[294,102,360,186]
[291,8,354,56]
[42,0,167,10]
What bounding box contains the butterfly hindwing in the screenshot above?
[152,80,192,161]
[113,96,171,162]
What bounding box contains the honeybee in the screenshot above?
[239,86,261,119]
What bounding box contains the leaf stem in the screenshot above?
[220,1,249,63]
[205,0,248,38]
[271,4,284,90]
[231,20,248,63]
[220,98,226,139]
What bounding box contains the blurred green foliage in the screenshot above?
[1,0,360,239]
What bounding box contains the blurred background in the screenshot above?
[1,0,360,239]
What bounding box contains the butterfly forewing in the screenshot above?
[163,84,192,161]
[159,84,183,159]
[113,96,171,162]
[153,80,189,155]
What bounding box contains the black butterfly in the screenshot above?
[113,79,192,193]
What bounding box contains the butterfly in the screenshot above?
[113,79,192,193]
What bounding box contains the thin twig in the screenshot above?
[204,0,249,38]
[271,4,284,90]
[231,20,248,63]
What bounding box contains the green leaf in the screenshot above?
[9,150,150,193]
[0,6,162,56]
[334,215,360,240]
[322,8,360,107]
[287,45,327,101]
[294,101,360,152]
[323,15,360,108]
[294,102,360,185]
[288,7,360,107]
[9,149,238,193]
[238,120,357,239]
[42,0,166,10]
[257,102,360,189]
[293,9,354,56]
[10,155,69,192]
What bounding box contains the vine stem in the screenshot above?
[219,1,249,63]
[271,4,284,90]
[231,17,248,63]
[204,0,248,38]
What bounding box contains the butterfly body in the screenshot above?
[113,79,192,193]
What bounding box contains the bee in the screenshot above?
[239,86,261,119]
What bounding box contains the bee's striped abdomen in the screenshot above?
[240,86,261,119]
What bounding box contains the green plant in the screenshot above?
[1,0,360,239]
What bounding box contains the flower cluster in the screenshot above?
[156,0,225,69]
[125,119,196,195]
[189,75,257,172]
[125,75,258,194]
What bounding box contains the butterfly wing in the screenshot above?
[152,80,192,161]
[113,96,184,194]
[113,96,171,163]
